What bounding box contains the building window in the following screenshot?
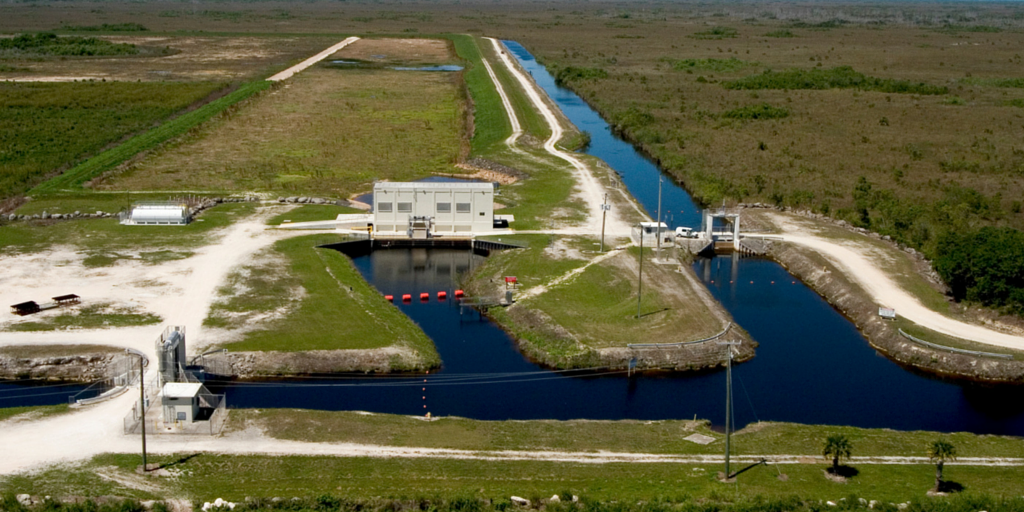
[437,202,451,213]
[377,202,393,213]
[398,202,413,213]
[456,203,471,213]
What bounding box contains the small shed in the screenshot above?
[161,382,204,423]
[631,222,673,246]
[10,301,40,316]
[121,203,191,226]
[52,294,80,306]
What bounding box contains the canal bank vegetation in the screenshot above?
[465,235,753,370]
[756,211,1024,382]
[207,234,440,375]
[523,12,1024,318]
[6,450,1024,506]
[6,494,1024,512]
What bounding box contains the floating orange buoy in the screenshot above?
[385,295,394,302]
[402,294,412,301]
[437,291,447,299]
[454,289,464,297]
[420,293,430,301]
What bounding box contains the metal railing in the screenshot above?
[898,329,1016,360]
[628,322,732,348]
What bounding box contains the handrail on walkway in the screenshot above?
[897,328,1016,360]
[628,322,732,349]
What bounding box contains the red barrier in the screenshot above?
[384,295,394,302]
[437,291,447,299]
[402,294,412,301]
[454,289,464,298]
[420,293,430,301]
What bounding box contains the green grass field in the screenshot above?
[0,404,69,423]
[211,234,439,367]
[0,202,255,255]
[5,451,1024,506]
[0,81,224,199]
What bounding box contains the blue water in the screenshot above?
[0,380,99,408]
[220,41,1024,435]
[393,65,464,72]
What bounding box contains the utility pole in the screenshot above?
[718,341,740,480]
[136,352,148,472]
[600,194,609,253]
[637,226,644,319]
[656,176,663,255]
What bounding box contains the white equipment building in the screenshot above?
[120,203,191,226]
[372,182,496,238]
[161,382,204,423]
[631,222,673,246]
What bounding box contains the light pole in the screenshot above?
[718,341,740,480]
[131,350,148,472]
[637,226,644,320]
[600,194,609,253]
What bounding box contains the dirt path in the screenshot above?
[0,209,300,360]
[267,37,359,82]
[487,38,633,238]
[3,403,1023,476]
[765,212,1024,351]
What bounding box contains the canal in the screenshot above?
[217,41,1024,435]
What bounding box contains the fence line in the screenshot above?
[897,329,1016,360]
[628,322,732,349]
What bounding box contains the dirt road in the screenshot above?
[766,212,1024,351]
[267,37,359,82]
[486,38,634,238]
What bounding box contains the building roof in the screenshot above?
[163,382,203,398]
[374,182,495,191]
[131,205,188,222]
[638,222,669,228]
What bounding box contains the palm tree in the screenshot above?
[822,434,853,474]
[929,439,957,490]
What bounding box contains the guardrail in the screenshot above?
[628,322,732,348]
[897,329,1016,360]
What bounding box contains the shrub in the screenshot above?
[764,29,796,37]
[663,57,753,73]
[554,66,608,85]
[722,103,790,120]
[934,226,1024,313]
[62,23,149,32]
[690,26,738,39]
[0,32,138,56]
[723,66,948,95]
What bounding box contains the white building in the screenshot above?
[372,182,495,237]
[161,382,204,423]
[120,203,191,226]
[631,222,673,246]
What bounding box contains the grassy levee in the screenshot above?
[466,237,729,367]
[448,34,509,153]
[210,234,439,367]
[236,409,1024,458]
[0,202,255,255]
[475,36,551,141]
[0,81,224,200]
[30,80,272,193]
[6,450,1024,505]
[894,317,1024,361]
[0,404,69,423]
